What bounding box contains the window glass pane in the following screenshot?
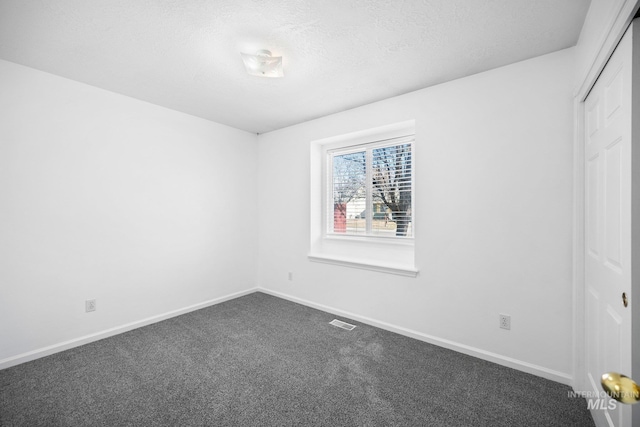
[332,151,366,235]
[372,144,412,237]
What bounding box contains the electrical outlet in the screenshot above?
[288,272,293,281]
[499,314,511,330]
[85,299,96,313]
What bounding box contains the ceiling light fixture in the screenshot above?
[240,50,283,78]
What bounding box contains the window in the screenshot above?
[309,120,417,277]
[327,136,414,239]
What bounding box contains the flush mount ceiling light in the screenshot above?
[240,49,283,78]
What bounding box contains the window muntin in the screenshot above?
[327,136,414,238]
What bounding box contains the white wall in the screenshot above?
[0,60,259,365]
[257,48,576,382]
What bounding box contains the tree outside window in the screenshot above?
[329,138,413,238]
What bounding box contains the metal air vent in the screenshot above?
[329,319,356,331]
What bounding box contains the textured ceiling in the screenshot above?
[0,0,590,134]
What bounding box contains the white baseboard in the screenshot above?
[258,287,573,386]
[0,287,259,371]
[2,286,574,386]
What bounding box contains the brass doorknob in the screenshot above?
[601,372,640,404]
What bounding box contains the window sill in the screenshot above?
[308,253,418,277]
[324,234,414,246]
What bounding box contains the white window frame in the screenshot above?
[324,136,415,241]
[309,120,417,277]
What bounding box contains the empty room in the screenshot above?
[1,1,640,426]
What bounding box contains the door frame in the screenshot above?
[573,0,640,422]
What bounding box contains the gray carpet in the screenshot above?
[0,292,594,426]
